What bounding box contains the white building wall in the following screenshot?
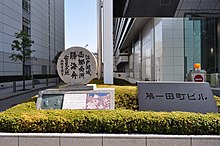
[0,0,22,76]
[31,0,49,75]
[161,18,184,81]
[154,18,163,81]
[142,19,154,81]
[0,0,64,77]
[134,40,141,79]
[31,0,64,75]
[127,18,185,82]
[129,53,134,78]
[54,0,65,63]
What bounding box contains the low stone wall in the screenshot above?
[0,133,219,146]
[114,73,129,81]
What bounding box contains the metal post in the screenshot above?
[46,78,48,86]
[32,79,35,88]
[97,0,103,79]
[13,81,16,93]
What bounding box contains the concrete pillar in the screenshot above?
[97,0,102,80]
[103,0,113,84]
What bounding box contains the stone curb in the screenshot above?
[0,133,220,146]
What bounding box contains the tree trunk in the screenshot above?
[22,61,25,91]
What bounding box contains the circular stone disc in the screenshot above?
[57,47,97,85]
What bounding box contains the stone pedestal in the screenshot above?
[59,84,96,91]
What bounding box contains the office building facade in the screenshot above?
[0,0,64,77]
[113,0,220,82]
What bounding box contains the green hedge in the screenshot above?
[0,85,220,134]
[89,78,134,86]
[97,85,138,110]
[0,102,220,134]
[214,96,220,112]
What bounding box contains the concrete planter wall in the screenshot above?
[0,133,219,146]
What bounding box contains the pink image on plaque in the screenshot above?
[86,93,110,109]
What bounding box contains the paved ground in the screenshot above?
[0,82,57,100]
[0,82,57,111]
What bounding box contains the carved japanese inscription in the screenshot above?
[57,47,97,85]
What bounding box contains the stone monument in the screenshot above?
[57,46,97,86]
[36,46,115,110]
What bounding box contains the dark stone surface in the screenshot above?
[137,81,218,113]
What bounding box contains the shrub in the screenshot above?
[89,78,133,86]
[0,102,220,134]
[214,96,220,112]
[98,85,138,110]
[1,85,220,134]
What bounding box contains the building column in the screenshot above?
[103,0,113,84]
[97,0,102,80]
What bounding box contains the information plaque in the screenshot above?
[137,82,218,113]
[40,94,64,109]
[36,89,114,110]
[63,94,87,109]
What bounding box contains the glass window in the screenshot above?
[42,65,47,74]
[184,17,219,79]
[22,0,30,11]
[24,65,31,76]
[134,40,141,79]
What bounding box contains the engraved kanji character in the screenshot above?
[79,73,85,79]
[70,52,77,60]
[86,65,91,70]
[198,94,208,100]
[71,62,77,70]
[64,55,69,61]
[64,66,70,75]
[79,66,85,72]
[155,95,164,98]
[146,93,155,99]
[165,93,174,100]
[78,51,84,58]
[78,59,85,65]
[187,93,196,100]
[60,60,64,76]
[86,70,91,76]
[71,71,78,79]
[176,93,186,100]
[85,55,90,60]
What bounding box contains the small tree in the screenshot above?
[10,31,34,90]
[52,51,63,65]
